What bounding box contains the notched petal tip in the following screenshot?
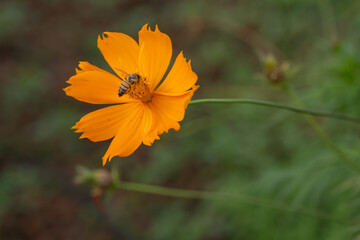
[102,32,117,40]
[140,23,163,33]
[98,32,108,41]
[97,34,102,42]
[63,86,72,95]
[192,85,200,91]
[97,33,108,45]
[141,23,149,32]
[102,155,108,166]
[143,141,152,147]
[102,152,116,166]
[75,61,108,75]
[143,131,161,146]
[75,62,84,73]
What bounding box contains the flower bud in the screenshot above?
[263,54,285,84]
[74,166,113,192]
[259,53,298,85]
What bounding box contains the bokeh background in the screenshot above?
[1,0,360,239]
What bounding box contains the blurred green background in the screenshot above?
[1,0,360,239]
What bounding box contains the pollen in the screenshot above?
[127,76,153,103]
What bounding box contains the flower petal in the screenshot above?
[64,70,135,104]
[73,103,139,142]
[138,24,172,91]
[75,61,107,74]
[97,32,140,78]
[141,106,154,146]
[143,90,196,145]
[156,51,198,94]
[102,102,146,165]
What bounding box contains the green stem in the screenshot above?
[188,99,360,123]
[117,181,351,225]
[281,85,360,173]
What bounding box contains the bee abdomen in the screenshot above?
[118,74,140,97]
[118,81,130,97]
[118,87,127,97]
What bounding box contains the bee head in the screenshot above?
[128,73,140,80]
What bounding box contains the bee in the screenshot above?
[118,73,140,97]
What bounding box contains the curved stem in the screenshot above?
[117,181,352,225]
[188,99,360,123]
[280,85,360,173]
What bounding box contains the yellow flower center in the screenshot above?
[127,75,153,103]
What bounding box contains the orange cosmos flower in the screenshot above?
[64,24,199,165]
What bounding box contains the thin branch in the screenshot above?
[188,98,360,123]
[118,181,353,225]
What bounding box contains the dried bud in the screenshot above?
[263,54,285,84]
[94,169,113,189]
[259,53,298,85]
[74,166,113,192]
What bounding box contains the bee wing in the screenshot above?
[114,68,128,80]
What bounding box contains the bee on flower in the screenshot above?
[64,24,199,165]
